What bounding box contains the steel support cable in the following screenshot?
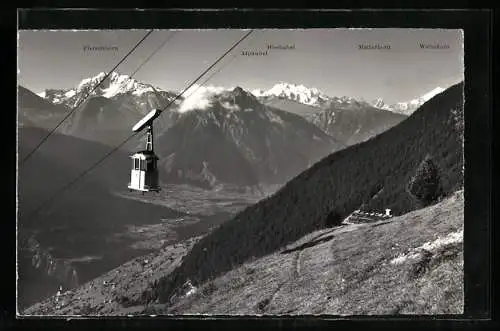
[158,30,254,113]
[130,31,177,78]
[182,30,262,100]
[111,31,178,117]
[22,30,254,223]
[20,30,155,166]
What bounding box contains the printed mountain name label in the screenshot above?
[358,44,391,50]
[241,50,268,56]
[420,43,450,49]
[267,44,295,50]
[83,45,119,52]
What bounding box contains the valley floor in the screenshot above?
[21,190,464,316]
[18,183,275,310]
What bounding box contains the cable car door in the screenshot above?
[130,158,141,189]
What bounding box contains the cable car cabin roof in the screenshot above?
[130,150,159,160]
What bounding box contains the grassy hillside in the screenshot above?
[163,190,463,315]
[150,82,464,303]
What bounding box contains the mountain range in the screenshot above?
[252,82,446,116]
[21,72,445,189]
[252,82,332,108]
[33,73,447,120]
[37,72,178,114]
[31,72,180,147]
[253,82,408,145]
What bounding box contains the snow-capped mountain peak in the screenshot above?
[252,82,330,107]
[372,86,446,115]
[75,71,160,98]
[38,71,170,109]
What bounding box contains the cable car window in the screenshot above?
[134,159,139,170]
[139,159,146,171]
[146,158,155,172]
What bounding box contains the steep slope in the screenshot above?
[310,105,408,145]
[162,190,463,315]
[151,81,464,303]
[22,190,463,315]
[157,87,343,189]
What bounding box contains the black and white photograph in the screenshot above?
[17,28,464,316]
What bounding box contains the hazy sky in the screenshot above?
[18,29,464,104]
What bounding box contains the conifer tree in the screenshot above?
[408,154,443,206]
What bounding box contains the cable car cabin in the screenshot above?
[128,150,160,193]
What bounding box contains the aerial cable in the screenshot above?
[20,29,155,166]
[181,31,265,196]
[133,30,260,178]
[158,30,254,113]
[21,130,142,222]
[22,30,254,224]
[183,30,261,100]
[129,31,178,110]
[113,31,178,117]
[130,31,177,78]
[19,27,176,220]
